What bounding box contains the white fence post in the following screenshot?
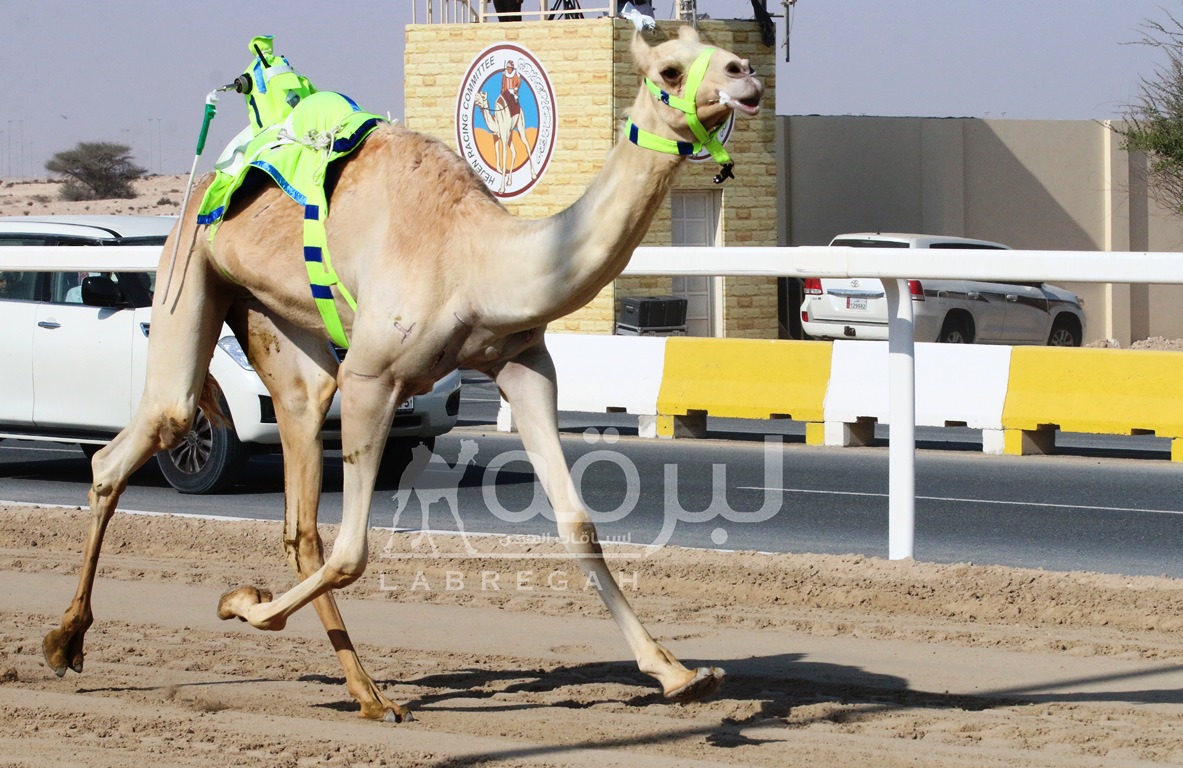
[882,279,916,560]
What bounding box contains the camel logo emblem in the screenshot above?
[384,439,481,557]
[456,43,557,198]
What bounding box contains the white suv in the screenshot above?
[0,215,461,493]
[800,233,1085,346]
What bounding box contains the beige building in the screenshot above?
[779,115,1183,345]
[405,15,779,338]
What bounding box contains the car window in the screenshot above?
[0,271,37,301]
[929,243,1006,250]
[830,239,909,248]
[52,272,89,303]
[0,235,52,246]
[45,271,151,306]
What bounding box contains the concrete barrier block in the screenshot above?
[1003,427,1056,456]
[981,428,1005,455]
[1003,347,1183,438]
[804,422,826,446]
[824,340,1011,430]
[498,333,667,433]
[656,411,707,439]
[547,333,667,414]
[657,338,831,423]
[824,419,875,447]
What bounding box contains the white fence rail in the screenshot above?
[3,244,1180,559]
[624,246,1183,560]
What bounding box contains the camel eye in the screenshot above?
[660,67,681,83]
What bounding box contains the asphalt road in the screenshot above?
[1,370,1181,578]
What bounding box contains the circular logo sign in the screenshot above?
[455,43,557,199]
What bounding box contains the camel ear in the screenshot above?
[631,30,654,71]
[677,24,700,43]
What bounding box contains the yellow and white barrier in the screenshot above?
[500,334,1183,462]
[1002,347,1183,461]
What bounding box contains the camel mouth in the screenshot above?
[728,95,757,116]
[722,93,762,117]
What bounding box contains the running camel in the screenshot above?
[43,25,764,723]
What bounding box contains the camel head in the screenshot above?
[474,91,489,109]
[629,25,764,143]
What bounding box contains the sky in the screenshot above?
[0,0,1173,178]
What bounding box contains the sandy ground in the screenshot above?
[0,175,189,218]
[1,503,1183,767]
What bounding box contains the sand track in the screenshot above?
[0,504,1181,766]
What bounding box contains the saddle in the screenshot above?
[197,90,385,348]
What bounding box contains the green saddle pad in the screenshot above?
[197,91,385,347]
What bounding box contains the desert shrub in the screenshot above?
[45,142,145,201]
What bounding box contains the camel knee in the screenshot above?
[153,404,197,449]
[324,550,368,588]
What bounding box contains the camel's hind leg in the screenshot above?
[224,304,411,722]
[43,221,231,676]
[491,340,723,703]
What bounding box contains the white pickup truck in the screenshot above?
[0,215,461,493]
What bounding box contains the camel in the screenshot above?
[473,89,535,193]
[42,25,763,723]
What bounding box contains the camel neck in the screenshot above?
[482,126,684,328]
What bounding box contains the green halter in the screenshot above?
[625,48,735,183]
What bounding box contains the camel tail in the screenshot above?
[198,374,231,429]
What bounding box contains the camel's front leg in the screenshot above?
[216,340,401,637]
[223,307,411,722]
[493,341,723,703]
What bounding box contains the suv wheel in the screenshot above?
[938,315,974,344]
[156,404,248,494]
[1047,317,1081,347]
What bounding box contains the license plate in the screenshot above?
[397,397,415,413]
[846,297,868,311]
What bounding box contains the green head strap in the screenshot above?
[626,47,735,183]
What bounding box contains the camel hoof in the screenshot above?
[42,630,76,677]
[216,586,273,621]
[384,709,414,724]
[665,666,725,704]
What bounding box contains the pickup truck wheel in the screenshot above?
[1047,317,1081,347]
[938,316,974,344]
[156,405,248,494]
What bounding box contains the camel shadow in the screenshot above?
[301,650,1183,762]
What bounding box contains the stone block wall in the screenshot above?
[405,16,777,337]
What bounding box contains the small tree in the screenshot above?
[1117,10,1183,215]
[45,142,146,201]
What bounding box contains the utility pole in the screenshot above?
[675,0,695,22]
